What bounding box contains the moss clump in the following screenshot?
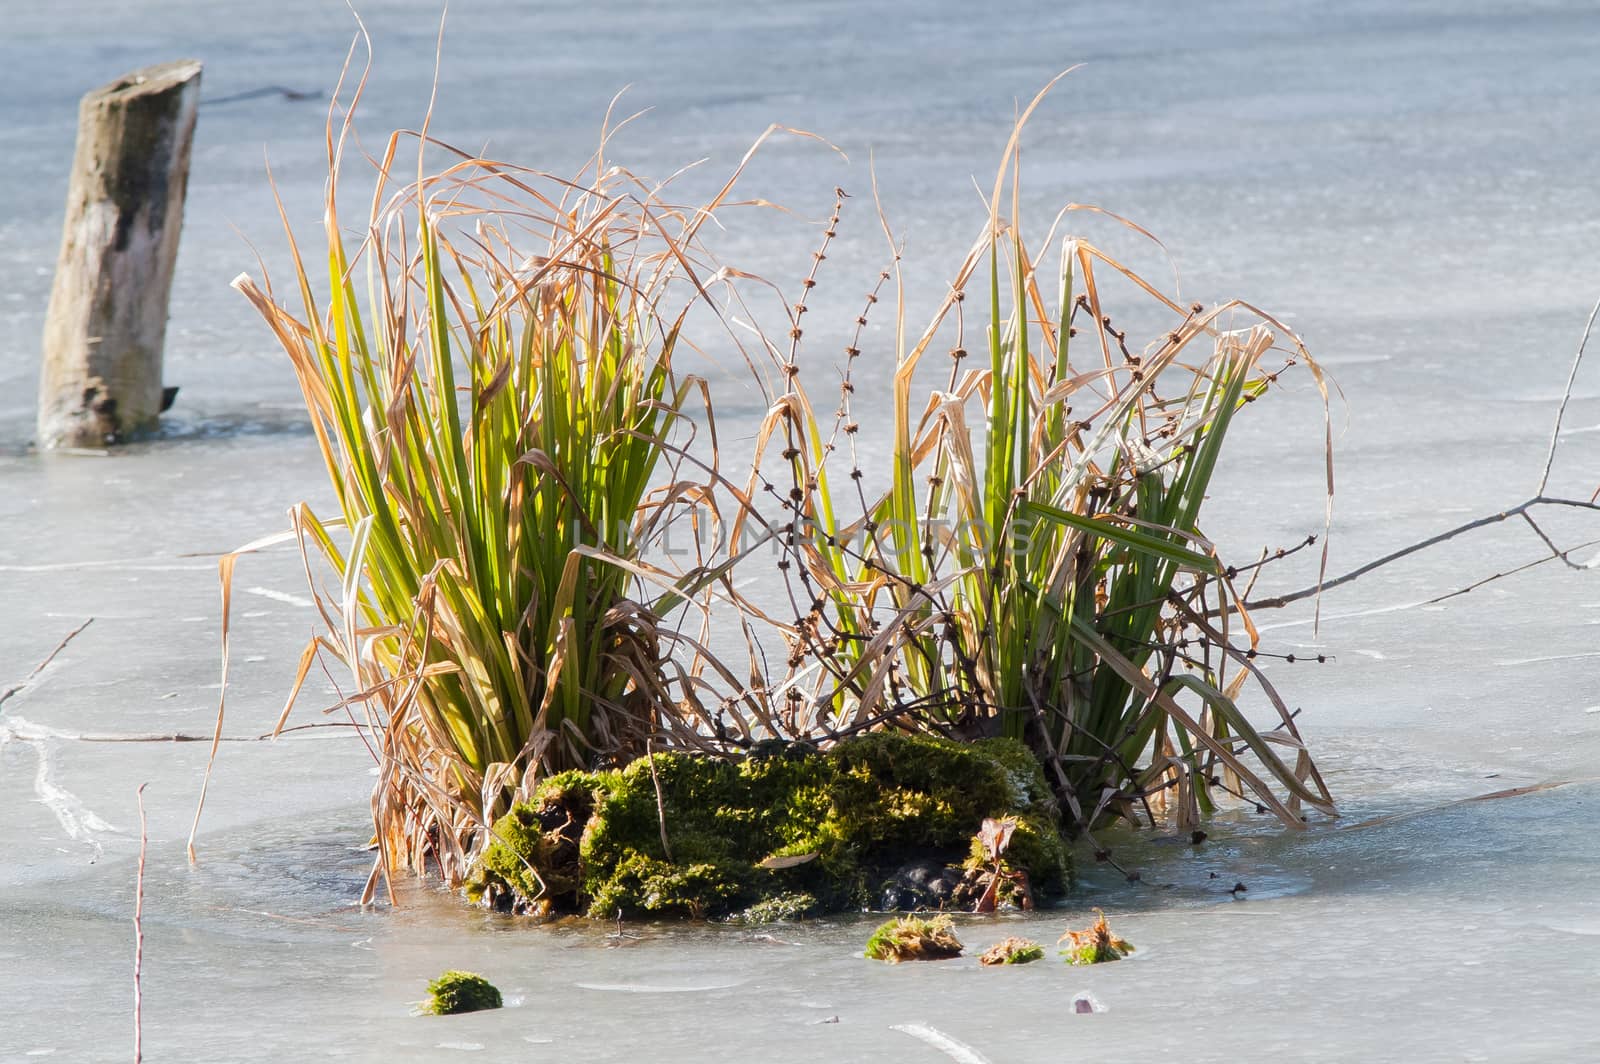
[864,914,964,962]
[474,732,1071,920]
[1059,909,1134,965]
[468,770,608,914]
[738,891,818,924]
[423,970,502,1015]
[978,936,1045,965]
[588,854,749,920]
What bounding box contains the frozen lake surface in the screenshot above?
[5,2,1600,1060]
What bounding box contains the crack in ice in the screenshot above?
[0,715,119,856]
[890,1025,992,1064]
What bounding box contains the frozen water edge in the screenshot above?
[4,781,1599,1062]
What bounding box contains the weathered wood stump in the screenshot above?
[37,60,202,449]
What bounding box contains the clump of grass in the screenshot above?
[423,970,502,1015]
[217,52,778,895]
[750,77,1336,836]
[206,44,1337,908]
[978,936,1044,966]
[864,914,964,963]
[1059,908,1133,965]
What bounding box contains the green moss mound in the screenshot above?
[978,936,1045,965]
[864,914,964,962]
[423,970,502,1015]
[470,733,1071,920]
[1059,909,1135,965]
[737,891,819,924]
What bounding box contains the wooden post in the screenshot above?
[37,60,202,449]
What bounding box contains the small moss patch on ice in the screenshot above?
[1059,909,1134,965]
[423,970,503,1015]
[864,915,964,962]
[978,936,1045,965]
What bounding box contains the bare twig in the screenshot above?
[1245,294,1600,612]
[203,85,321,107]
[1521,512,1583,571]
[13,721,367,744]
[0,618,94,709]
[1344,776,1592,831]
[645,742,673,864]
[1540,292,1600,496]
[1244,497,1600,610]
[1423,534,1600,605]
[134,782,148,1064]
[1228,534,1318,579]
